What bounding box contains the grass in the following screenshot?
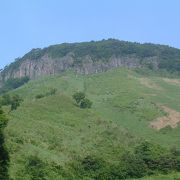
[139,172,180,180]
[3,68,180,179]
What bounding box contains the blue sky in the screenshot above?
[0,0,180,69]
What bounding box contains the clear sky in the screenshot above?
[0,0,180,69]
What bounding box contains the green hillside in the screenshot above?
[1,68,179,179]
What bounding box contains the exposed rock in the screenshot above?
[0,53,146,82]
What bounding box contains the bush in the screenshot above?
[48,88,57,96]
[35,94,45,99]
[73,92,92,109]
[120,152,148,178]
[10,95,23,111]
[134,141,180,174]
[72,141,180,179]
[35,88,57,99]
[0,94,11,106]
[0,94,23,111]
[72,92,85,104]
[80,98,92,109]
[25,155,47,180]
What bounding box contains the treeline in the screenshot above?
[0,76,29,94]
[72,141,180,179]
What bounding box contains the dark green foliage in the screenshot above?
[73,92,92,108]
[46,88,57,96]
[0,107,9,179]
[24,155,75,179]
[0,94,23,111]
[80,98,92,109]
[10,95,23,111]
[0,94,11,106]
[73,141,180,179]
[72,92,85,104]
[82,156,103,173]
[0,76,30,94]
[35,88,57,99]
[133,141,180,174]
[35,94,45,99]
[25,155,47,180]
[120,152,148,178]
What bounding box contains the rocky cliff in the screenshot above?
[0,54,144,81]
[1,39,180,83]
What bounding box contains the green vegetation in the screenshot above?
[73,92,92,108]
[0,68,180,179]
[0,76,29,94]
[0,94,23,111]
[71,141,180,179]
[0,107,9,179]
[2,39,180,76]
[10,95,23,111]
[35,88,57,99]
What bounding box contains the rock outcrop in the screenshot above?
[0,53,145,82]
[1,39,179,83]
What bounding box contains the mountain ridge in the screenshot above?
[1,39,180,83]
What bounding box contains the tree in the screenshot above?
[73,92,92,109]
[80,98,92,109]
[10,95,23,111]
[73,92,85,104]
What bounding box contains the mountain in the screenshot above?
[1,39,180,83]
[0,40,180,179]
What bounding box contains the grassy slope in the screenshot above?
[4,68,180,179]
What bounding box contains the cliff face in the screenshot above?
[1,39,179,83]
[0,53,146,81]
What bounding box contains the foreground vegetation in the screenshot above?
[0,107,9,179]
[0,68,179,179]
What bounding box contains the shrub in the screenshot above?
[25,155,47,180]
[35,94,45,99]
[0,94,11,106]
[49,88,57,95]
[0,94,23,111]
[73,92,92,109]
[35,88,57,99]
[120,152,148,178]
[134,141,180,174]
[80,98,92,109]
[10,95,23,111]
[72,92,85,104]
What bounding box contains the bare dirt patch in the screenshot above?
[150,106,180,130]
[139,78,162,90]
[163,78,180,85]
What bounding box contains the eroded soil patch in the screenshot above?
[163,78,180,85]
[150,106,180,130]
[139,78,162,90]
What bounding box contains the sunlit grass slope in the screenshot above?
[4,68,180,179]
